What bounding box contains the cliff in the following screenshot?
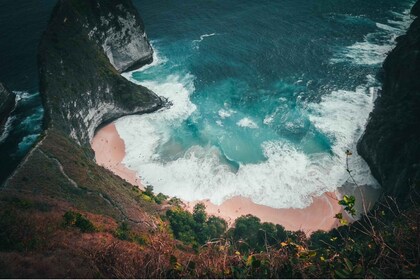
[0,82,15,135]
[39,0,163,146]
[0,0,419,278]
[357,4,420,201]
[2,0,164,251]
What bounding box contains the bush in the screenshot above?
[115,222,148,245]
[63,211,96,233]
[166,203,228,246]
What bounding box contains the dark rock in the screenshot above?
[38,0,163,146]
[3,0,160,237]
[0,82,15,135]
[357,2,420,201]
[412,0,420,16]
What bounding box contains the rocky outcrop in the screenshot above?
[39,0,163,146]
[412,0,420,17]
[357,2,420,201]
[81,0,154,73]
[0,82,15,135]
[3,0,164,231]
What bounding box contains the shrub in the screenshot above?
[63,211,96,233]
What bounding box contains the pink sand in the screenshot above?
[91,123,144,188]
[91,123,343,234]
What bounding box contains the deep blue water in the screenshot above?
[115,0,415,208]
[0,0,56,183]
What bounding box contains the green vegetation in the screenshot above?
[63,211,96,233]
[166,203,227,247]
[161,189,419,278]
[115,222,148,245]
[227,214,288,253]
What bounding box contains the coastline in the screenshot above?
[91,122,380,234]
[91,123,144,188]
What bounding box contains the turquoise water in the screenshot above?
[115,0,415,208]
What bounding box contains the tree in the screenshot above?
[205,216,227,241]
[193,203,207,224]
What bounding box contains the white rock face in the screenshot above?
[87,5,153,73]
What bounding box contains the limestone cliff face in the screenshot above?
[357,2,420,201]
[3,0,162,231]
[39,0,163,146]
[0,82,15,134]
[82,0,154,73]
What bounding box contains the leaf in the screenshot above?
[246,255,255,266]
[339,218,348,225]
[308,251,317,257]
[344,258,354,272]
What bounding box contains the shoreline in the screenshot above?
[91,122,380,234]
[91,122,144,188]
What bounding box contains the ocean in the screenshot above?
[0,0,56,183]
[117,0,415,208]
[0,0,414,208]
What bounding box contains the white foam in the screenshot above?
[114,3,415,208]
[193,33,218,49]
[14,91,38,102]
[17,133,40,154]
[308,84,379,187]
[218,108,235,119]
[331,6,414,65]
[263,115,274,125]
[0,116,16,143]
[332,40,395,65]
[117,68,381,209]
[376,22,399,32]
[116,73,196,164]
[236,117,258,129]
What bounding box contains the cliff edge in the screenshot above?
[39,0,163,146]
[0,83,15,135]
[3,0,164,242]
[358,3,420,201]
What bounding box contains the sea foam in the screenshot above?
[331,6,413,65]
[117,68,379,209]
[115,3,414,209]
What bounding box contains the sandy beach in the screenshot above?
[91,123,144,188]
[91,122,373,234]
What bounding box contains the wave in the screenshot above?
[114,4,413,209]
[192,33,218,49]
[331,5,413,65]
[14,91,39,102]
[1,91,43,157]
[16,133,40,155]
[116,68,380,209]
[218,108,235,119]
[236,117,258,129]
[0,115,16,143]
